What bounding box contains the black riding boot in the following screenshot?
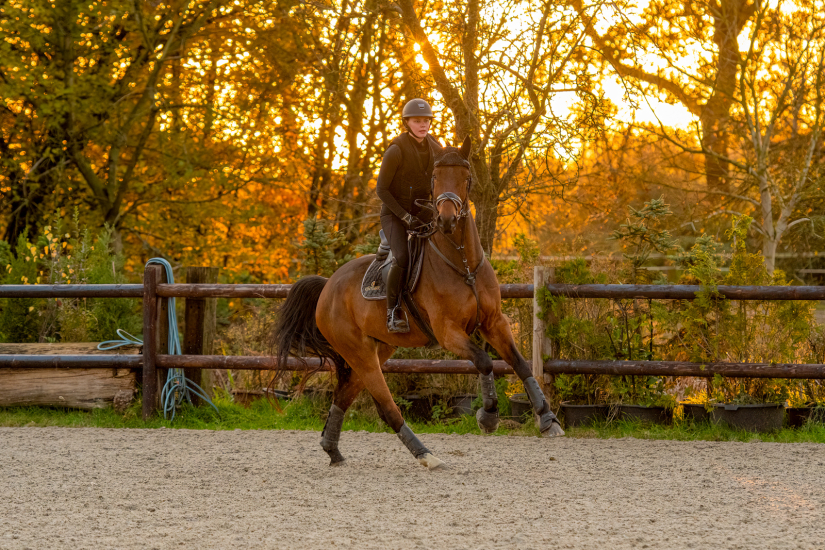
[386,263,410,333]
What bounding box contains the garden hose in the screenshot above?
[98,257,218,420]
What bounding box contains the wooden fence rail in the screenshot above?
[4,282,825,300]
[2,263,824,419]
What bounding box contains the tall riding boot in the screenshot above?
[386,263,410,333]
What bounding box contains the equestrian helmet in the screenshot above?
[402,98,433,119]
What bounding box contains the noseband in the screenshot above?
[435,190,470,218]
[431,151,472,219]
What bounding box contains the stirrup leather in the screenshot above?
[387,306,410,333]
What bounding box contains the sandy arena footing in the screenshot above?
[1,427,823,549]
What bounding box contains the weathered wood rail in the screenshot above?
[2,264,824,419]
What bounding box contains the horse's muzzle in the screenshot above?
[437,213,458,234]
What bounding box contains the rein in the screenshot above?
[408,159,484,334]
[428,230,485,333]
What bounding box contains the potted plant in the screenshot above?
[679,389,712,424]
[660,216,819,433]
[609,375,676,425]
[554,373,611,427]
[708,374,787,432]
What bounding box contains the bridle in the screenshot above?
[431,152,472,220]
[409,151,485,333]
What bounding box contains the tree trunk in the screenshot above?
[762,237,778,274]
[699,0,755,192]
[474,194,498,257]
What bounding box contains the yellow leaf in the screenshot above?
[28,306,34,312]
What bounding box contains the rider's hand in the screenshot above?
[403,213,421,229]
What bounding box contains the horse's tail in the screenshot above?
[270,275,345,375]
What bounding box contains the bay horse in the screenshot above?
[272,136,564,469]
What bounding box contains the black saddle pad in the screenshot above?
[361,237,425,301]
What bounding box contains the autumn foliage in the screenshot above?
[1,0,823,281]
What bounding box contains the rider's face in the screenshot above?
[407,117,431,140]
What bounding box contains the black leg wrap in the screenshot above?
[321,404,346,464]
[397,422,429,459]
[476,407,500,433]
[479,372,498,412]
[523,376,562,434]
[476,372,500,433]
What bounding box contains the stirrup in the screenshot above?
[387,306,410,333]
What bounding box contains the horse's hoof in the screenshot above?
[476,407,500,434]
[417,453,446,470]
[329,458,347,466]
[541,421,565,438]
[326,448,346,465]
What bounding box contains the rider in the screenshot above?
[376,98,442,333]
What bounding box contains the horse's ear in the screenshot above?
[459,135,471,159]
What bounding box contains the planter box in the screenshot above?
[786,407,813,428]
[619,404,672,425]
[301,387,333,402]
[711,403,784,432]
[448,394,476,417]
[401,393,432,421]
[231,389,263,408]
[560,402,608,428]
[508,393,532,422]
[681,402,711,423]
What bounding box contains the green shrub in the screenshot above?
[0,213,141,343]
[540,209,823,408]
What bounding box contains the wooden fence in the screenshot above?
[1,264,824,419]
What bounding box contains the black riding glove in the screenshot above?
[402,213,421,229]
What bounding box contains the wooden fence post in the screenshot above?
[183,267,219,405]
[532,266,557,408]
[142,265,160,420]
[156,267,170,413]
[142,264,169,420]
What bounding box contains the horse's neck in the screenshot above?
[431,212,485,273]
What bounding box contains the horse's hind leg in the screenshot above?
[321,364,365,465]
[339,343,444,469]
[482,315,564,437]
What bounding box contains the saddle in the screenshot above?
[361,230,425,301]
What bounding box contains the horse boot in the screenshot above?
[523,377,565,437]
[475,372,500,434]
[386,262,410,333]
[320,404,346,465]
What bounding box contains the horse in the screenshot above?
[272,136,564,469]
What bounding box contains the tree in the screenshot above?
[575,0,825,272]
[572,0,758,193]
[710,3,825,271]
[395,0,606,254]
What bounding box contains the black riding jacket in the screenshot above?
[376,133,441,220]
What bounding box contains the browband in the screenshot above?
[433,150,470,168]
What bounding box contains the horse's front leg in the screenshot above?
[482,315,564,437]
[439,325,500,433]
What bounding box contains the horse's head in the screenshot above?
[432,136,472,235]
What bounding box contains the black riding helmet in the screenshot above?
[402,98,434,120]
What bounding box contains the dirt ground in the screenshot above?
[1,427,823,549]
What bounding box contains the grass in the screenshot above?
[1,396,824,443]
[565,419,825,443]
